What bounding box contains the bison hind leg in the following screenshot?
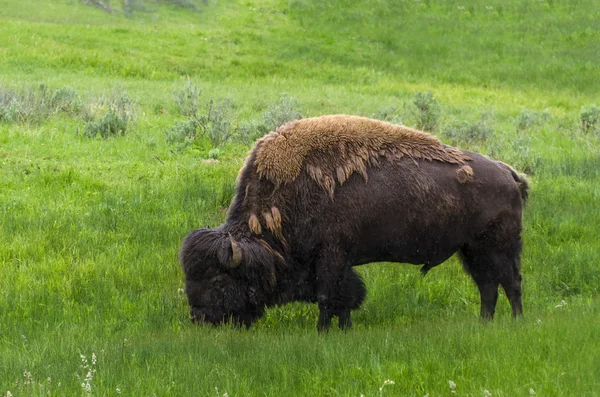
[459,247,500,319]
[459,239,523,319]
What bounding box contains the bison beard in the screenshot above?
[179,116,528,332]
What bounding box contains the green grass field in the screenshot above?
[1,0,599,395]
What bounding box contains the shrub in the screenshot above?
[83,110,129,139]
[0,89,21,124]
[507,134,541,175]
[580,104,600,135]
[488,132,541,175]
[198,98,235,147]
[82,0,205,14]
[174,79,200,118]
[83,91,136,139]
[167,93,302,149]
[442,111,494,144]
[230,94,303,145]
[371,106,402,125]
[0,84,82,125]
[412,91,441,132]
[48,87,82,114]
[260,94,303,133]
[515,108,552,132]
[235,119,264,144]
[165,119,199,148]
[166,96,235,148]
[208,148,221,160]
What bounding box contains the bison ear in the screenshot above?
[218,233,243,268]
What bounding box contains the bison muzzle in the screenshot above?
[180,115,528,331]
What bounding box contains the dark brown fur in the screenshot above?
[180,116,529,331]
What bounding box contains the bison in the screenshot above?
[180,115,528,331]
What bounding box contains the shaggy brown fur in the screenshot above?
[254,115,470,198]
[456,165,474,184]
[247,207,283,240]
[248,214,262,235]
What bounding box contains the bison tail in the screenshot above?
[497,161,529,203]
[504,163,529,203]
[515,172,530,203]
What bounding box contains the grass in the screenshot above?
[1,0,599,395]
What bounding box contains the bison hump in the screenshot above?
[252,115,470,193]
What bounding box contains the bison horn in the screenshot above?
[228,234,243,268]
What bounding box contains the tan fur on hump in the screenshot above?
[254,115,470,197]
[456,165,474,184]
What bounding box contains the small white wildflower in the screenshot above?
[23,371,33,385]
[555,300,566,308]
[484,389,492,397]
[529,388,536,396]
[116,388,121,394]
[449,380,457,393]
[91,353,97,365]
[536,318,542,325]
[7,391,13,397]
[379,379,395,394]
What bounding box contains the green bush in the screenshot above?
[260,94,303,133]
[82,91,135,139]
[83,110,129,139]
[199,98,235,147]
[82,0,206,14]
[412,91,441,132]
[174,79,200,119]
[208,148,221,160]
[442,111,494,144]
[167,93,302,149]
[371,106,402,125]
[165,119,199,149]
[235,119,264,144]
[234,94,303,143]
[580,104,600,135]
[166,97,235,148]
[0,84,82,125]
[515,108,552,132]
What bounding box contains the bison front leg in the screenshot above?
[317,303,334,332]
[317,305,354,331]
[316,255,366,332]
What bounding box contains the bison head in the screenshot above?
[179,228,265,328]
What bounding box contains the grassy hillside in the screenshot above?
[1,0,599,395]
